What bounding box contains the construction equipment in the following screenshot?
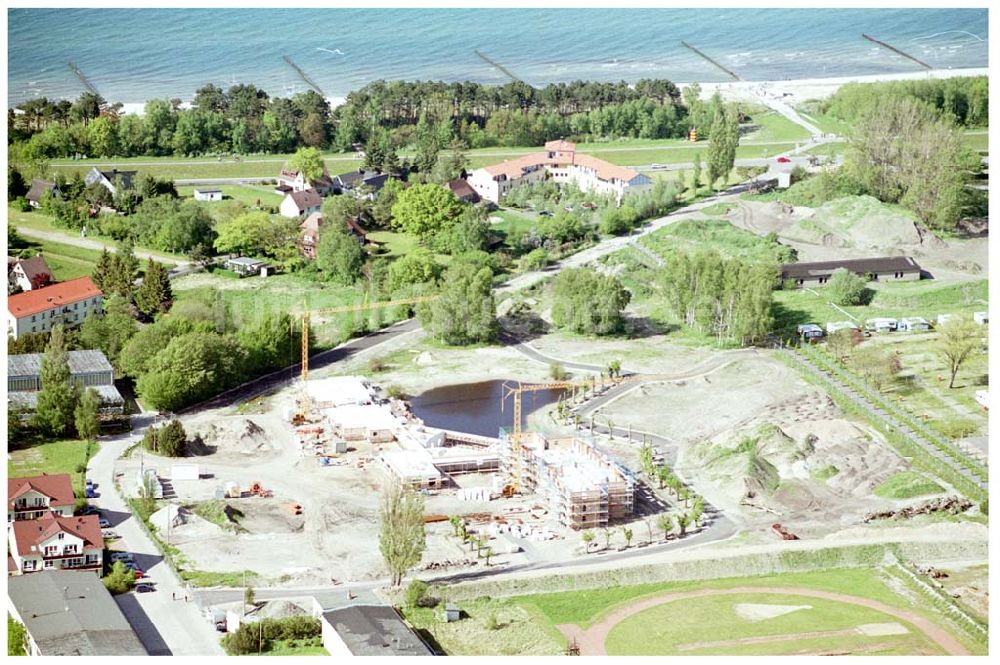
[249,482,273,498]
[771,523,799,540]
[299,296,435,382]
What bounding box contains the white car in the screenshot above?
[98,518,112,529]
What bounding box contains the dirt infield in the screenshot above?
[555,586,968,656]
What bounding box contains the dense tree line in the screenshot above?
[551,269,632,335]
[658,250,777,345]
[820,76,988,128]
[9,78,696,158]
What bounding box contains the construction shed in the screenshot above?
[320,605,433,656]
[780,256,922,288]
[323,404,398,442]
[306,376,374,408]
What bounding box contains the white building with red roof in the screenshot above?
[6,276,103,340]
[8,474,76,524]
[9,513,104,575]
[467,139,652,205]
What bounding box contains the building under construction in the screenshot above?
[500,432,634,530]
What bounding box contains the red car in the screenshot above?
[776,156,791,163]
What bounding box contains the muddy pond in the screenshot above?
[409,380,566,438]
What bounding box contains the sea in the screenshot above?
[6,7,989,109]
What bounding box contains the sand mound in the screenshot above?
[255,600,308,619]
[693,423,802,503]
[193,419,279,456]
[734,603,812,622]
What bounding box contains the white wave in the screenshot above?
[317,47,345,55]
[910,30,984,43]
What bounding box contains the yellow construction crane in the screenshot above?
[299,296,435,382]
[501,372,683,493]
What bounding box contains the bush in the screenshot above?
[549,362,567,381]
[11,196,31,212]
[936,418,978,440]
[406,579,429,607]
[519,248,549,272]
[386,384,406,400]
[221,616,321,655]
[826,268,870,306]
[416,595,439,608]
[103,561,136,595]
[368,357,388,373]
[485,612,499,630]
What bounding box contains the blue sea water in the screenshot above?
[6,7,989,107]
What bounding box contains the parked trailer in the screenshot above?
[864,318,898,333]
[898,317,931,332]
[797,323,824,341]
[974,311,988,325]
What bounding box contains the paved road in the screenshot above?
[88,416,224,656]
[15,226,190,270]
[179,318,422,413]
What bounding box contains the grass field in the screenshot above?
[171,271,410,349]
[604,591,941,656]
[9,206,187,265]
[405,567,981,655]
[175,184,284,208]
[48,136,803,181]
[873,471,945,499]
[7,438,93,494]
[741,111,812,143]
[640,218,791,263]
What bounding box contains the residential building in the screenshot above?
[84,167,137,197]
[467,139,653,205]
[780,256,923,289]
[445,178,481,204]
[299,213,368,258]
[300,212,323,259]
[500,433,635,530]
[6,276,103,340]
[7,254,53,293]
[193,188,223,201]
[25,179,59,208]
[8,349,125,417]
[7,570,147,655]
[276,168,334,196]
[8,474,75,524]
[224,256,270,278]
[320,605,433,656]
[280,188,323,218]
[332,169,391,198]
[9,513,104,575]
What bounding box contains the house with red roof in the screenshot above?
[467,139,652,205]
[7,254,53,294]
[6,276,103,340]
[9,513,104,575]
[8,474,76,524]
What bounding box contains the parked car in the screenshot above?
[98,518,111,529]
[85,488,97,498]
[135,583,156,593]
[650,163,666,170]
[132,569,146,579]
[538,210,554,217]
[79,505,100,516]
[776,156,791,163]
[110,552,134,563]
[101,529,119,540]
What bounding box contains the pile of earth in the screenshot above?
[191,419,279,456]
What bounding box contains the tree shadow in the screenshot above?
[770,298,814,340]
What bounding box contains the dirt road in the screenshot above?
[556,586,969,656]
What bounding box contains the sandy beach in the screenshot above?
[702,66,988,106]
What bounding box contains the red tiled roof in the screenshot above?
[300,212,323,233]
[11,514,103,557]
[7,276,102,319]
[9,474,75,510]
[479,150,642,183]
[13,255,53,284]
[446,179,481,202]
[544,139,577,152]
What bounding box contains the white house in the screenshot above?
[276,168,334,196]
[6,276,103,340]
[9,513,104,575]
[467,139,652,205]
[7,255,53,293]
[8,474,76,524]
[280,188,323,218]
[193,188,223,201]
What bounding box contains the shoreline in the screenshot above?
[108,67,985,117]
